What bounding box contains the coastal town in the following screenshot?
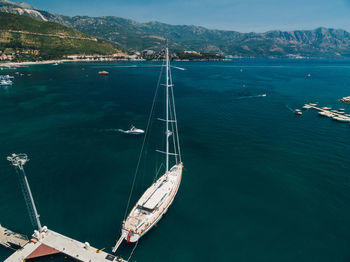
[0,48,225,63]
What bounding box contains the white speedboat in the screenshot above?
[295,109,302,115]
[302,104,312,109]
[325,112,335,117]
[113,41,183,252]
[124,125,145,135]
[0,74,14,80]
[322,107,331,110]
[318,111,328,116]
[0,79,13,86]
[332,116,350,122]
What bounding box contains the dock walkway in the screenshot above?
[0,225,29,250]
[5,229,126,262]
[308,105,345,117]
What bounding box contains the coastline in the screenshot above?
[0,58,227,67]
[0,59,72,67]
[2,57,346,68]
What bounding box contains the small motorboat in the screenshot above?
[98,71,109,76]
[0,79,13,86]
[124,125,144,135]
[0,75,14,80]
[332,116,350,122]
[322,107,331,110]
[325,112,335,117]
[302,104,312,109]
[295,109,302,115]
[318,111,328,116]
[260,94,267,97]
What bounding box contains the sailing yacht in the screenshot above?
[113,41,183,252]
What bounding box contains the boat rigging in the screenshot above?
[112,40,183,253]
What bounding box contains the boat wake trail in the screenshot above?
[285,105,295,112]
[103,128,127,133]
[234,94,267,100]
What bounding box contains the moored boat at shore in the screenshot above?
[98,71,109,75]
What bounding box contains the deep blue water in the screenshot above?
[1,59,350,262]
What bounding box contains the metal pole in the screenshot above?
[7,154,42,231]
[165,43,169,172]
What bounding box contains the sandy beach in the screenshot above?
[0,59,72,67]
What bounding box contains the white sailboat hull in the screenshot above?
[112,43,183,255]
[121,163,183,243]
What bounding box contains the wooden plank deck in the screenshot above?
[308,105,348,118]
[0,225,29,250]
[5,229,127,262]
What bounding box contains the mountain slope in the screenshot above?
[51,16,350,58]
[0,12,121,60]
[1,0,350,58]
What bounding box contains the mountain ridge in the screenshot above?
[1,0,350,58]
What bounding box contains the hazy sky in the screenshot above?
[24,0,350,32]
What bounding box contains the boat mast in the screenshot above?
[165,41,169,172]
[7,153,42,232]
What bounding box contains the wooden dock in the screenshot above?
[0,225,29,250]
[308,105,348,118]
[4,228,127,262]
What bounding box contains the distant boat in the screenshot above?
[98,71,109,75]
[260,94,266,97]
[340,96,350,103]
[318,111,333,117]
[53,63,59,66]
[332,116,350,122]
[0,79,13,86]
[302,104,312,109]
[124,125,144,135]
[295,109,302,115]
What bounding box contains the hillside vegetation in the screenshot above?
[1,0,350,58]
[0,12,120,60]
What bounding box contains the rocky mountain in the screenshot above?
[1,0,350,58]
[0,0,47,20]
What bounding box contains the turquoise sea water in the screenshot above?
[0,60,350,262]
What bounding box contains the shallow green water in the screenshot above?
[1,60,350,261]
